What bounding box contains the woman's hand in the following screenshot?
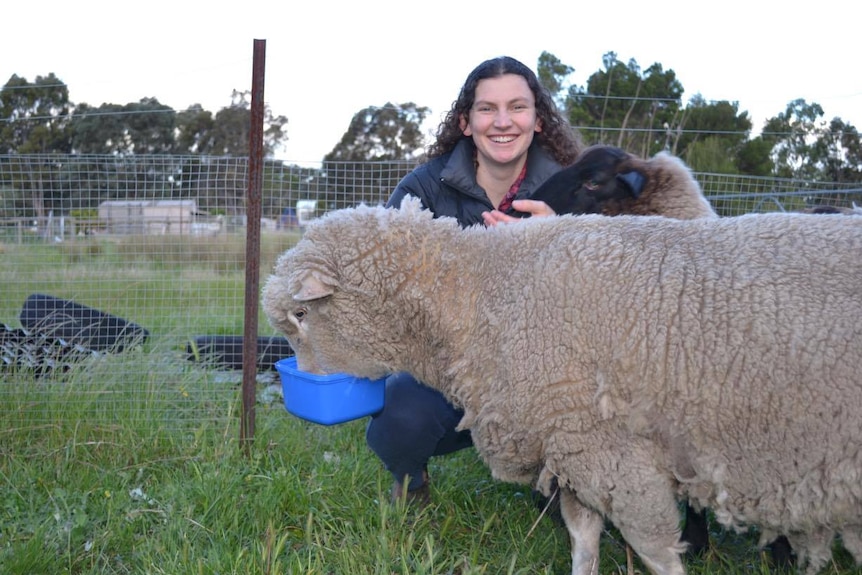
[482,199,556,227]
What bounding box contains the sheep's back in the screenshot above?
[473,212,862,530]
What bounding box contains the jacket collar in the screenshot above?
[440,138,562,202]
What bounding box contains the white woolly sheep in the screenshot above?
[262,198,862,575]
[507,143,718,557]
[506,144,717,220]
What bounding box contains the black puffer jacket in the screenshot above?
[386,138,564,228]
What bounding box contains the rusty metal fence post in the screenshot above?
[241,39,266,454]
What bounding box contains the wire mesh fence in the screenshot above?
[2,153,861,436]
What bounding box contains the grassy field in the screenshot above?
[2,236,861,574]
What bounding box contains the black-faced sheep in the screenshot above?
[506,144,716,220]
[263,198,862,575]
[801,204,862,215]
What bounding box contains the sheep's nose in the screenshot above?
[296,356,325,374]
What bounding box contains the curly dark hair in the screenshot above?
[426,56,582,166]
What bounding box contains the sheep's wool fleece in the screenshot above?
[263,197,862,541]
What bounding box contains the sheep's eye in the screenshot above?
[584,179,600,191]
[294,307,307,321]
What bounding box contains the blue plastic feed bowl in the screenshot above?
[274,356,386,425]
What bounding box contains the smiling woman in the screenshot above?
[460,73,544,207]
[310,55,584,510]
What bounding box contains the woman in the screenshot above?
[366,55,582,503]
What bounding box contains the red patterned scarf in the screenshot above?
[497,163,527,212]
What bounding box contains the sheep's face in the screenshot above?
[507,144,645,217]
[263,198,443,382]
[262,264,393,380]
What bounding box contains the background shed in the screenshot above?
[98,199,200,234]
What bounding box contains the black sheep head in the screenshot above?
[507,145,647,217]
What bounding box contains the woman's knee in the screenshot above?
[366,372,459,448]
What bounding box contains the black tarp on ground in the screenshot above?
[186,335,293,371]
[19,294,149,353]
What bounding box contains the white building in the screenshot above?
[98,200,200,234]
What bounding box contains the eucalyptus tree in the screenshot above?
[175,104,215,154]
[674,95,754,173]
[324,101,429,162]
[198,90,288,157]
[564,51,684,156]
[537,51,574,110]
[810,117,862,183]
[762,98,826,179]
[0,73,74,224]
[322,102,428,209]
[70,98,175,155]
[0,73,72,153]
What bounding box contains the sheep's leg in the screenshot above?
[559,487,603,575]
[622,535,685,575]
[840,528,862,564]
[609,448,686,575]
[613,500,686,575]
[787,528,835,575]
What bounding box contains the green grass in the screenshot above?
[0,360,566,575]
[2,237,862,574]
[10,364,861,575]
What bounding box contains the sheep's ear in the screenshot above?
[293,270,336,301]
[616,171,646,198]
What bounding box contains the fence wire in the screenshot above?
[1,154,861,435]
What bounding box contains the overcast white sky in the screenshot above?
[3,0,860,166]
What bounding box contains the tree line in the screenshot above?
[1,49,861,209]
[320,51,862,182]
[0,75,288,157]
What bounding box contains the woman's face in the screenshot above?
[461,74,542,168]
